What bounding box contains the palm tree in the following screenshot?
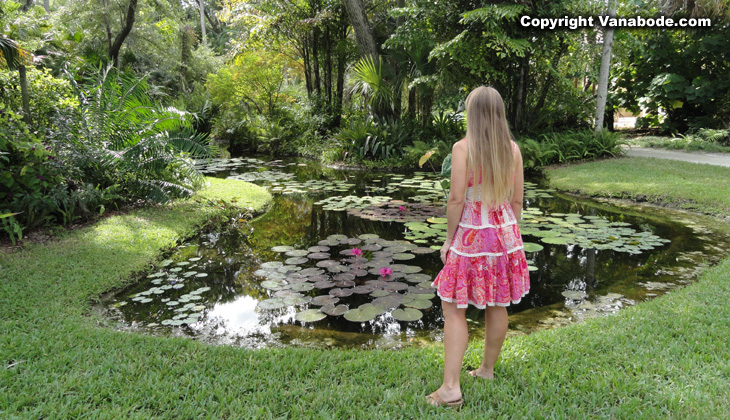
[0,34,32,124]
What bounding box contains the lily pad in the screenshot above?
[257,298,288,310]
[344,303,386,323]
[294,309,327,322]
[523,242,544,253]
[562,290,588,300]
[541,236,570,245]
[271,245,295,253]
[311,295,340,306]
[329,288,354,298]
[392,308,423,322]
[321,304,349,316]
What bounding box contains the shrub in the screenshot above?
[0,104,64,243]
[517,129,623,170]
[58,68,215,203]
[0,67,79,137]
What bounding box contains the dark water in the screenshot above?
[100,157,730,348]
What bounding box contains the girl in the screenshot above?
[427,86,530,408]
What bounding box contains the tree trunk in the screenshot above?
[199,0,207,44]
[594,0,617,132]
[396,0,405,26]
[312,28,321,96]
[18,65,31,125]
[43,0,49,12]
[180,26,192,91]
[334,52,345,127]
[204,6,221,34]
[343,0,378,59]
[109,0,138,67]
[333,11,348,128]
[514,55,529,132]
[325,26,332,104]
[303,36,312,95]
[21,0,34,12]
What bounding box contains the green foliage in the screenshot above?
[60,67,214,204]
[0,66,79,136]
[518,130,624,170]
[627,129,730,153]
[207,49,305,152]
[0,104,63,243]
[614,25,730,131]
[351,56,394,119]
[337,116,413,162]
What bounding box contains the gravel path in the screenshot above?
[622,146,730,168]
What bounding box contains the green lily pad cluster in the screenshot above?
[520,208,670,253]
[194,157,269,174]
[404,217,448,249]
[402,206,667,256]
[364,172,446,203]
[227,170,296,183]
[195,157,298,174]
[269,179,355,195]
[523,181,555,199]
[255,233,436,323]
[114,256,213,327]
[313,195,392,211]
[348,200,446,223]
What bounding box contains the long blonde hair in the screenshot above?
[464,86,515,207]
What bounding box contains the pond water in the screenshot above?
[100,157,730,349]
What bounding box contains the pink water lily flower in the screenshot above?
[351,248,363,257]
[379,267,393,277]
[398,206,407,212]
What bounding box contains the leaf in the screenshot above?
[418,149,436,168]
[440,153,452,178]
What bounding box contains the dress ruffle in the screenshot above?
[432,200,530,308]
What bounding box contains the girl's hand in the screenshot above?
[440,239,452,265]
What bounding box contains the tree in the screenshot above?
[594,0,616,132]
[104,0,139,67]
[343,0,378,59]
[199,0,206,44]
[0,35,32,124]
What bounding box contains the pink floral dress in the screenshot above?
[432,144,530,308]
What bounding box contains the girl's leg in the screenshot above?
[430,301,468,403]
[472,306,508,379]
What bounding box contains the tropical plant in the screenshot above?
[351,56,390,117]
[61,66,215,203]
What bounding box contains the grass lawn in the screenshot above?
[546,157,730,216]
[2,170,730,418]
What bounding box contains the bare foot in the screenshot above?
[468,368,494,379]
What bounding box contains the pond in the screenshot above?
[100,157,730,349]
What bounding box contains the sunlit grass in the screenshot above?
[547,157,730,215]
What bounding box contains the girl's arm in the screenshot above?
[510,143,524,220]
[440,141,468,264]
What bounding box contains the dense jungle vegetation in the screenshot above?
[1,0,729,243]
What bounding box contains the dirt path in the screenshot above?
[622,146,730,168]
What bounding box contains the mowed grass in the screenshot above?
[547,157,730,216]
[1,173,730,418]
